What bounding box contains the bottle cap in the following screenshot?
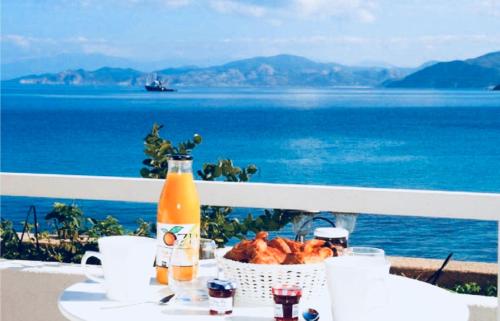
[168,154,193,161]
[207,278,237,291]
[314,227,349,239]
[272,285,302,296]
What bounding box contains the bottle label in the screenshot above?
[209,296,233,313]
[156,223,197,268]
[273,303,299,318]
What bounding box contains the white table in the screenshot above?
[59,262,469,321]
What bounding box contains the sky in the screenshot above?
[1,0,500,68]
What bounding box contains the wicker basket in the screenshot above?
[218,257,326,306]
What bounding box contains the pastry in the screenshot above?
[224,233,335,265]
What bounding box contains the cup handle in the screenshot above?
[81,251,105,283]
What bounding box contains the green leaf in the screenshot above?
[140,168,150,177]
[239,172,248,182]
[247,165,257,174]
[193,134,202,144]
[159,142,172,154]
[211,166,220,177]
[223,223,235,233]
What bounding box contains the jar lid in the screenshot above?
[272,285,302,296]
[207,278,237,291]
[314,227,349,239]
[168,154,193,161]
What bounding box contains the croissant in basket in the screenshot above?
[224,231,334,265]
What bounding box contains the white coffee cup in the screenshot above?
[81,235,157,302]
[325,253,391,321]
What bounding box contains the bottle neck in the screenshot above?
[168,160,193,174]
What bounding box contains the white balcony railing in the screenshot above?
[1,172,500,318]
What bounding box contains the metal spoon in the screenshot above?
[159,294,175,305]
[102,294,175,309]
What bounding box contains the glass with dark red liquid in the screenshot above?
[207,278,236,315]
[272,285,302,321]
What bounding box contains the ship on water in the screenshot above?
[145,80,176,92]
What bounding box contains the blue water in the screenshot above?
[2,85,500,262]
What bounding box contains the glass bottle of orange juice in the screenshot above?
[156,154,200,285]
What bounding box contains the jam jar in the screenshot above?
[207,279,237,315]
[272,285,302,321]
[314,227,349,256]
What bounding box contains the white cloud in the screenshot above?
[162,0,191,8]
[206,0,377,22]
[69,36,91,43]
[215,34,500,51]
[388,34,500,47]
[206,0,378,24]
[78,0,190,9]
[268,18,283,27]
[67,36,125,56]
[1,35,32,48]
[478,0,500,16]
[0,34,58,48]
[293,0,377,22]
[65,0,379,22]
[209,0,267,17]
[1,34,127,57]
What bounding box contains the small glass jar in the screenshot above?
[207,279,237,315]
[200,238,217,260]
[272,285,302,321]
[314,227,349,256]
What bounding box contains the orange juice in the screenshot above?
[171,265,196,281]
[156,155,200,284]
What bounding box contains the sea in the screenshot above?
[1,84,500,262]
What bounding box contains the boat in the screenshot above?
[145,80,176,92]
[493,84,500,91]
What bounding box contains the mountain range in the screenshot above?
[2,54,416,88]
[3,51,500,89]
[385,51,500,88]
[0,53,197,80]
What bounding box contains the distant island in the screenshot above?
[384,51,500,89]
[3,51,500,89]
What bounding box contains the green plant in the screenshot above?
[140,123,202,179]
[197,159,257,182]
[0,219,21,259]
[87,216,125,238]
[1,202,155,264]
[201,208,298,247]
[45,202,84,240]
[485,284,497,297]
[198,159,259,247]
[452,282,481,295]
[451,282,497,296]
[133,219,154,237]
[140,123,295,247]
